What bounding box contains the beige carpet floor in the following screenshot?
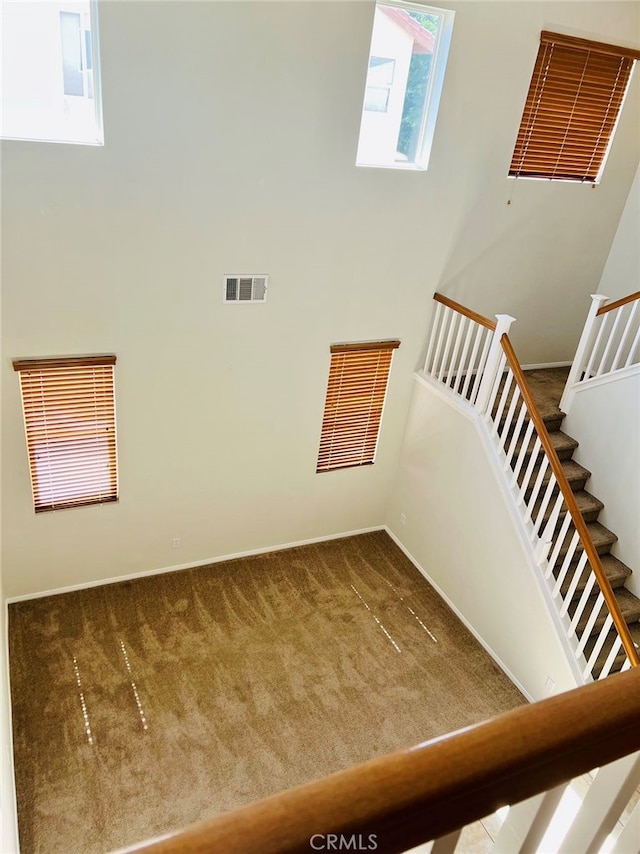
[9,531,525,853]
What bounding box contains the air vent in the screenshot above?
[223,275,268,303]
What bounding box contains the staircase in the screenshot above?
[521,366,640,677]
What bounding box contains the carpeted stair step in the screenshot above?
[557,522,618,561]
[511,430,579,465]
[572,588,640,635]
[535,490,604,527]
[558,554,632,597]
[495,405,567,439]
[586,622,640,679]
[521,459,591,497]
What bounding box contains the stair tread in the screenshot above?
[557,460,591,483]
[588,623,640,679]
[575,587,640,634]
[559,554,632,596]
[536,490,603,525]
[522,459,590,494]
[513,430,579,462]
[584,522,618,550]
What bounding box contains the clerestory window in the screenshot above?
[356,1,454,170]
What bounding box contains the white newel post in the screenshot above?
[475,314,516,414]
[559,294,609,413]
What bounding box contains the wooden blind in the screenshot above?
[509,31,638,182]
[13,356,118,513]
[316,340,400,473]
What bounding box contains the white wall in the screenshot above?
[599,163,640,301]
[385,379,578,701]
[564,370,640,597]
[2,1,639,598]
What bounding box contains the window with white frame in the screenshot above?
[1,0,103,145]
[356,1,454,170]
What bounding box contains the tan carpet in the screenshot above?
[9,531,525,853]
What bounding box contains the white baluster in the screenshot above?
[557,550,588,609]
[475,314,516,414]
[499,387,522,452]
[550,526,579,589]
[584,312,611,380]
[447,314,467,389]
[596,309,624,376]
[599,634,623,679]
[461,324,484,400]
[560,294,609,413]
[541,506,572,573]
[583,613,613,678]
[469,327,494,405]
[491,370,514,438]
[453,318,475,395]
[492,786,566,854]
[576,592,606,658]
[624,322,640,368]
[558,752,640,854]
[431,306,452,380]
[431,828,462,854]
[437,309,459,382]
[524,456,550,524]
[505,400,527,466]
[531,476,557,538]
[516,437,541,501]
[423,300,443,374]
[568,573,597,638]
[610,794,640,853]
[611,301,639,371]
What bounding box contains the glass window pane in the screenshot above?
[356,2,454,170]
[1,1,103,145]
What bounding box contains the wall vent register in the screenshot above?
[224,275,268,303]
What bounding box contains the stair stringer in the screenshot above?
[561,363,640,599]
[406,371,587,687]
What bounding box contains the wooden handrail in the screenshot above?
[433,293,497,330]
[127,668,640,854]
[597,290,640,315]
[500,333,640,668]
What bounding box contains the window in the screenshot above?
[356,1,454,170]
[509,31,639,183]
[316,340,400,473]
[13,356,118,512]
[1,1,103,145]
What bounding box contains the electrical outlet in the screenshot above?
[544,676,555,695]
[400,513,407,525]
[172,538,181,549]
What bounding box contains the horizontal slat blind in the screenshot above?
[317,340,400,473]
[13,356,118,512]
[509,31,637,182]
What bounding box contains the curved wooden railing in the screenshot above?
[498,334,640,673]
[561,291,640,412]
[127,667,640,854]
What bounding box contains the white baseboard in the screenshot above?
[383,526,534,703]
[520,361,572,370]
[5,526,386,604]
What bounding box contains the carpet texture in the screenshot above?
[9,531,525,853]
